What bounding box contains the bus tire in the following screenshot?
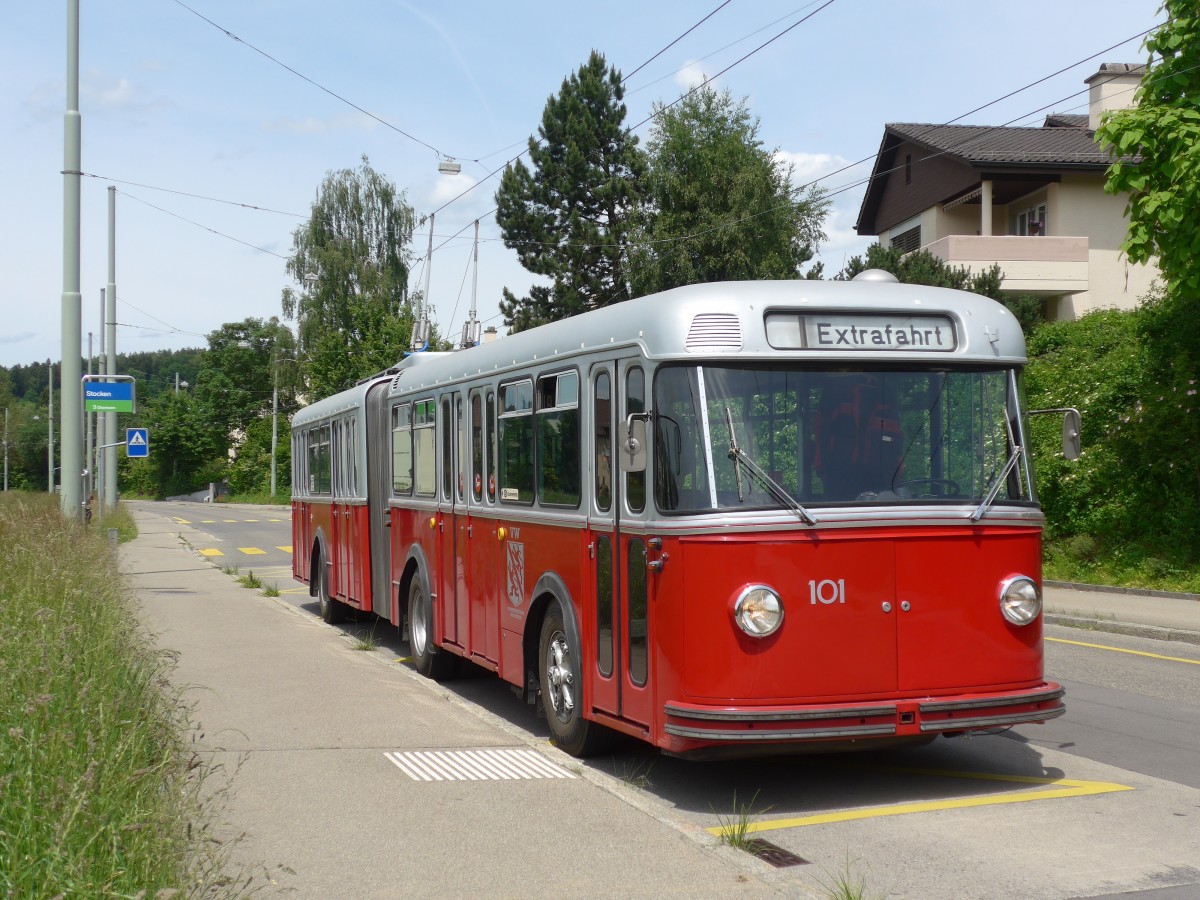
[316,549,345,624]
[538,604,609,757]
[408,577,456,681]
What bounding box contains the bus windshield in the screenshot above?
[653,365,1033,513]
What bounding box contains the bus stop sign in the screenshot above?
[126,428,149,458]
[86,381,135,413]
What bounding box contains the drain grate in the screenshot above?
[746,839,809,868]
[385,748,577,782]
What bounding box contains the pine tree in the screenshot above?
[495,51,646,331]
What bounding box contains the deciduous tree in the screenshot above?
[283,156,418,397]
[630,85,828,296]
[1096,2,1200,306]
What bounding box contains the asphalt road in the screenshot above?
[136,501,1200,899]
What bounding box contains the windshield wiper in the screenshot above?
[970,444,1023,522]
[725,406,817,525]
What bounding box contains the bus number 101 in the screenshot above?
[809,579,846,605]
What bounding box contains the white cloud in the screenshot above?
[674,61,710,92]
[260,113,377,135]
[774,150,857,187]
[81,69,169,116]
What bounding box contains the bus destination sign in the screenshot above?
[766,313,958,352]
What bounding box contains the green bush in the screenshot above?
[1027,299,1200,584]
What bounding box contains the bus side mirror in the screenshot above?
[1062,408,1081,460]
[619,417,648,473]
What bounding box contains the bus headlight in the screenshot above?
[733,585,784,637]
[999,576,1041,626]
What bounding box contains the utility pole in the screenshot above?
[104,187,117,511]
[96,289,105,507]
[3,407,9,492]
[48,360,54,493]
[270,349,279,498]
[60,0,83,518]
[86,332,93,505]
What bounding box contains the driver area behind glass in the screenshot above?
[653,365,1028,512]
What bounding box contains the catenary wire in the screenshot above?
[171,0,446,160]
[622,0,735,82]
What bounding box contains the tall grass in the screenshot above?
[0,493,226,897]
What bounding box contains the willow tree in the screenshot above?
[282,156,418,399]
[495,51,646,331]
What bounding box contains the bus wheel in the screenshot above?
[538,604,609,757]
[316,550,344,624]
[408,578,456,681]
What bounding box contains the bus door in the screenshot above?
[332,419,352,598]
[589,360,653,729]
[437,393,466,649]
[467,388,500,663]
[364,382,392,618]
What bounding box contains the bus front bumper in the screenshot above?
[662,683,1065,751]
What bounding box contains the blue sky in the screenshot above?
[2,0,1165,367]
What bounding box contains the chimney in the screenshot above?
[1086,62,1146,130]
[483,326,498,344]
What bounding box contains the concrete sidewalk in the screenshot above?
[124,507,804,898]
[1045,582,1200,645]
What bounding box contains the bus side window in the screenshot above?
[470,394,484,503]
[486,391,497,503]
[440,397,453,501]
[498,380,534,504]
[536,370,580,507]
[625,367,646,513]
[392,403,412,495]
[414,399,436,497]
[594,371,612,513]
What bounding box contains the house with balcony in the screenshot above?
[854,63,1158,320]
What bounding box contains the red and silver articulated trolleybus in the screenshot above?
[291,272,1077,757]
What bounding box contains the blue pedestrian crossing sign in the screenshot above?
[126,428,150,458]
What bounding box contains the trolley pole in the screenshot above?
[60,0,83,518]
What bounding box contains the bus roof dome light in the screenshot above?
[852,268,900,283]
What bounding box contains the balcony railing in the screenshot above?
[921,235,1089,295]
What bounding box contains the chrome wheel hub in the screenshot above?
[545,630,574,720]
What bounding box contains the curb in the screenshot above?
[1045,613,1200,646]
[1045,580,1200,602]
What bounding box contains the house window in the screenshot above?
[1014,203,1047,236]
[891,224,921,253]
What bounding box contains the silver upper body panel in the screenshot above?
[386,279,1027,399]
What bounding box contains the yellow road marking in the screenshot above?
[173,517,191,524]
[1048,636,1200,665]
[238,547,267,555]
[706,765,1132,837]
[223,519,237,523]
[199,548,224,557]
[268,518,286,522]
[201,519,215,524]
[244,518,260,523]
[277,545,293,553]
